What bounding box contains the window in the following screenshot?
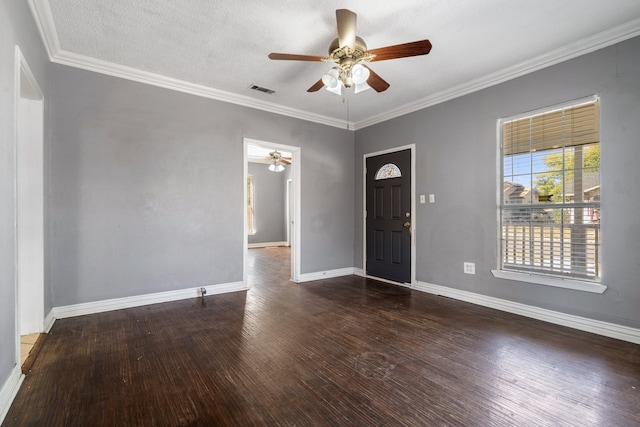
[375,163,402,180]
[498,96,600,282]
[247,175,255,235]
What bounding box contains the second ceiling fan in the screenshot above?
[268,9,432,94]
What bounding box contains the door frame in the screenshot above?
[286,179,292,246]
[14,46,45,365]
[363,144,416,286]
[243,138,301,283]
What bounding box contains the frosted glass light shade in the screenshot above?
[354,82,371,93]
[351,64,370,84]
[326,84,342,95]
[322,68,340,89]
[268,163,285,172]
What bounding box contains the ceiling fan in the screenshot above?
[266,151,290,172]
[268,9,432,95]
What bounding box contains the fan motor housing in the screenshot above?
[328,36,369,62]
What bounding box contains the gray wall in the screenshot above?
[47,64,354,307]
[0,0,50,395]
[355,36,640,329]
[248,162,286,244]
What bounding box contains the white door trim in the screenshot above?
[286,179,292,246]
[14,45,45,346]
[243,138,301,283]
[362,144,416,285]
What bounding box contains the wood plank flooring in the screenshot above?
[4,247,640,426]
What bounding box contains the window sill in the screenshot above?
[491,270,607,294]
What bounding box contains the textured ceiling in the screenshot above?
[33,0,640,128]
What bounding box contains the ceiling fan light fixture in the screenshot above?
[268,150,286,172]
[325,84,342,95]
[322,68,340,89]
[268,163,285,172]
[354,81,371,94]
[351,64,370,84]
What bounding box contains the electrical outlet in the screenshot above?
[420,194,426,204]
[463,262,475,275]
[429,194,435,203]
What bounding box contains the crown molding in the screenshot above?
[28,0,640,131]
[354,17,640,130]
[27,0,60,60]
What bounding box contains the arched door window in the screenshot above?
[375,163,402,180]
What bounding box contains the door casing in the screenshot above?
[243,138,301,283]
[15,46,45,350]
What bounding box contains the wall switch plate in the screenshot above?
[420,194,426,204]
[429,194,435,203]
[464,262,475,274]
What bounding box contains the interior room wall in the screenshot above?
[47,64,354,308]
[0,0,50,405]
[354,36,640,329]
[248,162,287,245]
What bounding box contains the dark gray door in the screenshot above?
[366,149,411,283]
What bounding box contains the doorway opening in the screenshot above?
[243,138,301,284]
[14,47,45,371]
[363,144,416,286]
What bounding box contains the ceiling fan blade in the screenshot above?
[363,65,390,92]
[268,53,327,62]
[307,79,324,92]
[257,154,292,164]
[368,39,433,62]
[336,9,357,49]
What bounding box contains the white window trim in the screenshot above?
[495,94,605,294]
[491,269,607,294]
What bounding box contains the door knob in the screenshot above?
[403,221,411,228]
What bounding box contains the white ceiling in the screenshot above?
[30,0,640,129]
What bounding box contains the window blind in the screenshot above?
[503,100,599,156]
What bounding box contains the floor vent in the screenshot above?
[250,84,276,94]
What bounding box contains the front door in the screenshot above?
[366,149,412,283]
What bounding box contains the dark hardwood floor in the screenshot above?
[4,247,640,426]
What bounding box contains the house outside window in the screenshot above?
[498,96,600,282]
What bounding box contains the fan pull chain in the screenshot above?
[344,95,350,130]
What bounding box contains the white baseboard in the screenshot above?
[43,309,55,333]
[0,365,24,425]
[413,280,640,345]
[297,267,355,283]
[248,241,288,249]
[49,281,248,321]
[352,269,413,288]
